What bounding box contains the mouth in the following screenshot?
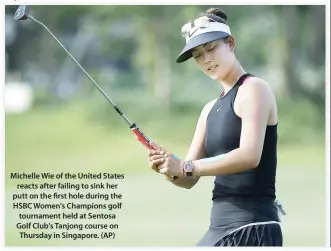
[207,65,218,71]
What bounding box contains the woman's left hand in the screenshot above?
[158,154,185,178]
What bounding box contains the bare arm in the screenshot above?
[168,99,217,189]
[192,78,275,176]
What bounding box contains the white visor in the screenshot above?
[185,22,231,43]
[177,21,231,63]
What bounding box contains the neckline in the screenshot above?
[219,73,250,100]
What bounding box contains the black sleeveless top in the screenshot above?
[204,73,280,225]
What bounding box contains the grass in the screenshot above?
[5,103,326,246]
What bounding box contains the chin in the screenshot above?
[209,72,223,81]
[209,75,219,81]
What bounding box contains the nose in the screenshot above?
[203,53,212,64]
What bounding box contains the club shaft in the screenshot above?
[28,15,132,126]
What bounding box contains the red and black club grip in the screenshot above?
[130,123,154,150]
[130,123,178,180]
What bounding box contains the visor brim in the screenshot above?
[176,31,229,63]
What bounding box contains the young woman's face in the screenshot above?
[191,39,235,81]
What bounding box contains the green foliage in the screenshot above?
[277,98,325,145]
[6,5,325,114]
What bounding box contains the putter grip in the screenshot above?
[130,123,178,180]
[131,124,154,150]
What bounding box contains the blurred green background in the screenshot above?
[5,5,326,247]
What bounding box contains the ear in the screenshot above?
[227,35,236,52]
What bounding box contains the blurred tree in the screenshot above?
[130,6,201,106]
[281,5,325,113]
[5,5,326,117]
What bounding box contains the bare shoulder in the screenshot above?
[238,76,275,100]
[202,98,218,116]
[195,98,218,125]
[204,98,218,110]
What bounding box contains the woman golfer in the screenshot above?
[147,8,285,246]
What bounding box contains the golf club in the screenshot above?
[14,5,178,180]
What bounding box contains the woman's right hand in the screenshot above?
[148,142,179,182]
[147,141,170,173]
[148,149,167,173]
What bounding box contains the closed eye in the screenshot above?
[207,46,215,51]
[192,45,215,58]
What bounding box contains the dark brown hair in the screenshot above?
[198,8,232,46]
[199,8,228,24]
